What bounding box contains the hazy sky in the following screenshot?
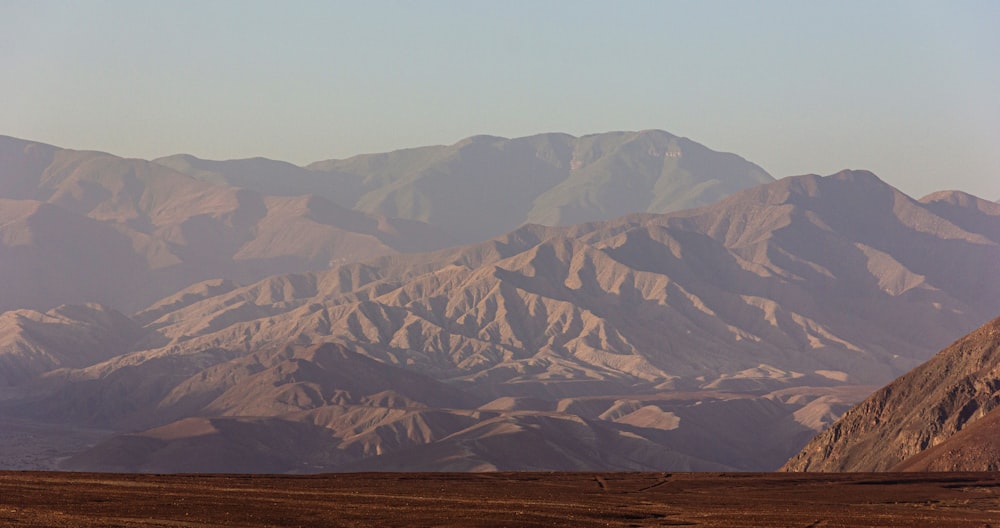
[3,1,998,200]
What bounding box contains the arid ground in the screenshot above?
[1,471,998,527]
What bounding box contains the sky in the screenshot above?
[3,0,999,200]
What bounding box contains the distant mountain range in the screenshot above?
[0,135,453,313]
[0,142,995,471]
[2,131,998,472]
[88,170,1000,389]
[1,131,769,313]
[155,130,773,244]
[783,315,1000,472]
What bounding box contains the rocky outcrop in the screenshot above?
[782,316,1000,472]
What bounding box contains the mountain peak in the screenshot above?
[791,169,888,193]
[454,134,508,147]
[296,130,774,242]
[919,189,1000,213]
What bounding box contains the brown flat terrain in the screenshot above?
[1,472,999,527]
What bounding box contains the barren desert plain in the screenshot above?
[1,471,999,527]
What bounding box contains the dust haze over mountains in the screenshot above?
[0,130,997,473]
[156,130,772,244]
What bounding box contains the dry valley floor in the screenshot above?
[1,471,998,527]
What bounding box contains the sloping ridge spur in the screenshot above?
[782,315,1000,472]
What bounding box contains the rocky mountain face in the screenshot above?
[0,135,454,313]
[782,315,1000,472]
[890,406,1000,472]
[4,169,997,472]
[116,170,999,388]
[159,130,774,244]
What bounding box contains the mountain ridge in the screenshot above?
[0,135,455,312]
[158,130,773,243]
[9,170,996,472]
[4,131,998,473]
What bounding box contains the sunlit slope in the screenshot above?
[783,315,1000,472]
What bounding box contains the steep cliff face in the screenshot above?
[782,316,1000,472]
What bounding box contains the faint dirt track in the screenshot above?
[2,471,1000,527]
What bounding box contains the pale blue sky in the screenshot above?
[3,1,998,199]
